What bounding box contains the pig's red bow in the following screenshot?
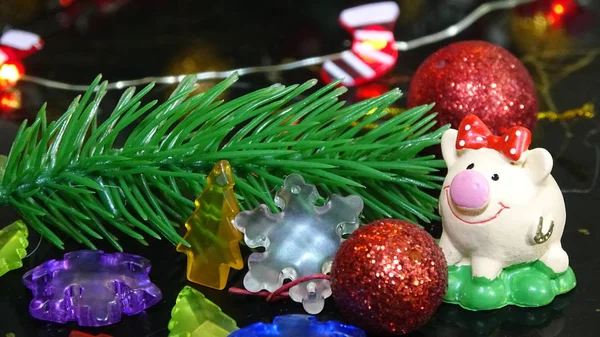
[455,114,532,161]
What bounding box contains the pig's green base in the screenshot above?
[444,260,576,311]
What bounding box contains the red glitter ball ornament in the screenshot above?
[331,219,447,336]
[407,40,538,135]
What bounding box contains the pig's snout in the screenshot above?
[450,170,490,211]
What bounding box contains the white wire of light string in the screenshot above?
[20,0,535,91]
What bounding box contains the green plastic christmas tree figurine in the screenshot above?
[0,220,29,277]
[168,286,238,337]
[0,74,447,250]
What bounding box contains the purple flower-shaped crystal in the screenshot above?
[22,250,162,327]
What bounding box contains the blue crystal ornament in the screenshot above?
[228,315,366,337]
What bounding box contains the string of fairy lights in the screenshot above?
[17,0,536,91]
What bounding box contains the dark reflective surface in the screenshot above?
[0,1,599,336]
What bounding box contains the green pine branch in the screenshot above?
[0,74,447,251]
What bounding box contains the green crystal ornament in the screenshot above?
[168,286,238,337]
[0,220,29,277]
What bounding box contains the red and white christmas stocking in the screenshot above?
[0,30,44,90]
[321,2,400,87]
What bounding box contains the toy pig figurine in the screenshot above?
[439,115,576,310]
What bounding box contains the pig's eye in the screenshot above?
[491,174,500,181]
[466,163,475,170]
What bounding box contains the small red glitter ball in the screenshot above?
[407,40,538,135]
[331,220,447,336]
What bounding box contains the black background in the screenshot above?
[0,0,599,336]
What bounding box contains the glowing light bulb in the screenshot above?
[553,4,565,15]
[362,39,388,51]
[356,39,390,64]
[0,64,22,88]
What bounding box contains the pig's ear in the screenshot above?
[441,129,459,167]
[524,148,553,184]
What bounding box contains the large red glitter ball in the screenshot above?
[407,40,538,135]
[331,220,447,336]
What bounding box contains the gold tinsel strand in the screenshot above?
[538,103,595,121]
[353,104,594,131]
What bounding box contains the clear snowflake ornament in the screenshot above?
[234,174,364,314]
